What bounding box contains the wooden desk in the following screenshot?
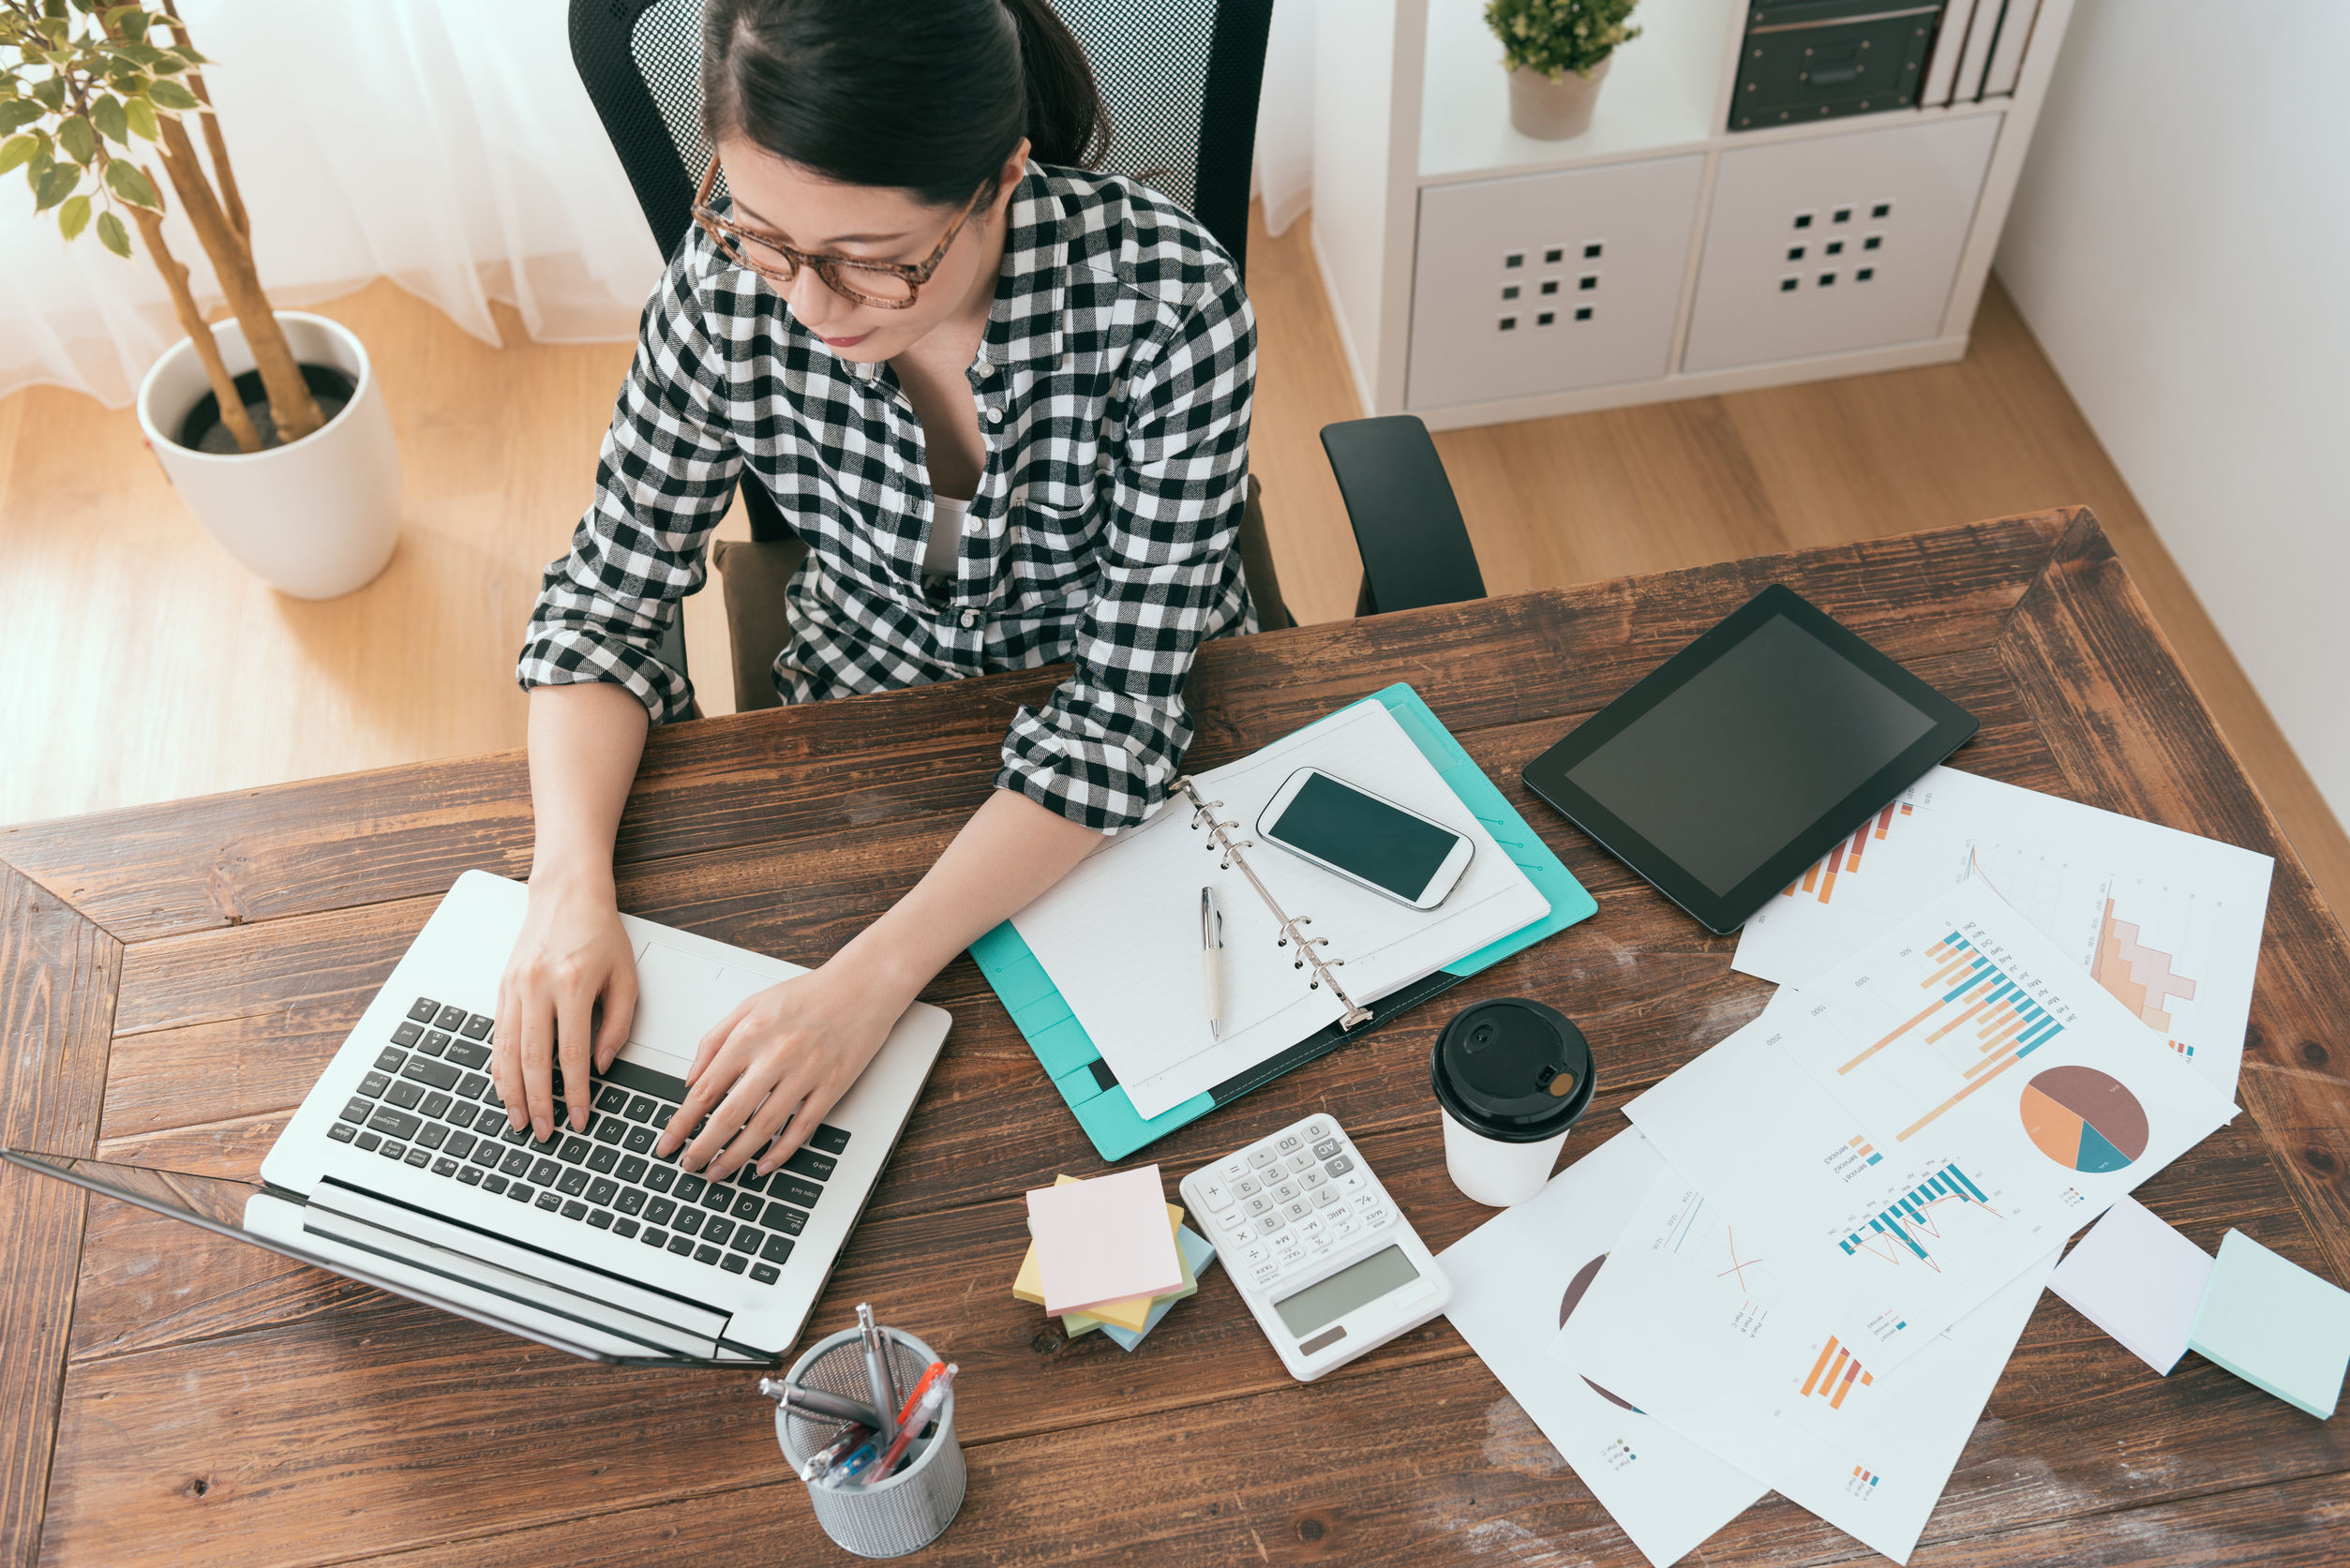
[5,512,2347,1566]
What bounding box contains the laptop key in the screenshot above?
[642,1228,667,1247]
[751,1262,781,1284]
[729,1227,761,1253]
[613,1217,637,1238]
[595,1086,628,1113]
[810,1124,852,1155]
[622,1126,656,1155]
[530,1158,561,1186]
[328,1123,356,1143]
[480,1079,505,1111]
[393,1022,424,1048]
[561,1199,587,1219]
[356,1131,382,1152]
[416,1123,450,1151]
[588,1177,619,1206]
[510,1184,534,1203]
[473,1106,507,1136]
[433,1157,459,1176]
[589,1209,613,1230]
[457,1072,491,1101]
[418,1092,451,1121]
[367,1107,422,1140]
[616,1156,648,1185]
[782,1147,835,1182]
[593,1117,626,1145]
[555,1135,589,1164]
[667,1236,694,1257]
[646,1197,677,1225]
[499,1122,531,1145]
[338,1097,374,1125]
[435,1004,469,1031]
[644,1167,677,1194]
[468,1142,501,1167]
[695,1246,723,1265]
[380,1142,406,1160]
[700,1186,732,1213]
[616,1188,647,1215]
[587,1146,620,1175]
[557,1168,591,1197]
[444,1129,476,1159]
[445,1039,491,1071]
[761,1234,794,1263]
[720,1254,747,1274]
[673,1209,705,1237]
[704,1218,735,1247]
[731,1167,769,1194]
[404,1148,430,1167]
[385,1081,425,1111]
[624,1095,657,1123]
[400,1056,461,1091]
[500,1150,531,1176]
[731,1191,763,1220]
[762,1202,807,1235]
[418,1030,452,1057]
[407,996,441,1023]
[772,1176,823,1209]
[541,1194,566,1214]
[358,1071,391,1098]
[461,1013,493,1040]
[458,1166,482,1186]
[484,1174,508,1194]
[673,1173,707,1202]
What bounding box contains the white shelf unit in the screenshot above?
[1310,0,2074,431]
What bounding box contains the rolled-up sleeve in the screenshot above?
[996,263,1257,830]
[516,247,742,724]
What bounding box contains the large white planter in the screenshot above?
[135,310,401,600]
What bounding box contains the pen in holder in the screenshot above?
[771,1310,965,1558]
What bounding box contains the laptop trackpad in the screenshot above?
[621,941,800,1077]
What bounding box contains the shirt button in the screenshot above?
[985,407,1003,425]
[960,610,980,630]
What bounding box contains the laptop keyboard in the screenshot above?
[321,994,852,1288]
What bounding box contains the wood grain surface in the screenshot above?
[3,513,2345,1567]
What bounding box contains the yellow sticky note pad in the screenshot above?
[1012,1173,1186,1332]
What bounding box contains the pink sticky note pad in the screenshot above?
[1025,1164,1185,1316]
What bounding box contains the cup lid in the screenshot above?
[1429,998,1594,1142]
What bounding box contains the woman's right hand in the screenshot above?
[492,870,639,1142]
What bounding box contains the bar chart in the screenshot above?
[1837,1160,2003,1269]
[1800,1334,1875,1408]
[1785,801,1917,906]
[1833,930,2069,1143]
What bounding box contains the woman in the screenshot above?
[493,0,1257,1186]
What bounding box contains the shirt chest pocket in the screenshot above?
[1006,437,1101,525]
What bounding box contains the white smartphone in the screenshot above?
[1254,768,1474,910]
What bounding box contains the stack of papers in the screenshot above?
[2047,1195,2213,1376]
[2188,1229,2350,1419]
[1013,1166,1217,1352]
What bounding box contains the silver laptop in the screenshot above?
[8,871,950,1366]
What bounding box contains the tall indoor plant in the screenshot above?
[2,0,401,598]
[1487,0,1642,141]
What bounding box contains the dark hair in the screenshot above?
[700,0,1111,210]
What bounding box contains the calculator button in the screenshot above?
[1257,1214,1288,1235]
[1311,1137,1341,1160]
[1304,1120,1329,1141]
[1349,1190,1379,1212]
[1248,1147,1280,1170]
[1366,1206,1394,1229]
[1285,1152,1313,1173]
[1311,1186,1339,1207]
[1325,1154,1355,1177]
[1216,1209,1249,1233]
[1277,1134,1303,1155]
[1271,1180,1300,1203]
[1297,1216,1326,1243]
[1338,1173,1370,1197]
[1245,1194,1273,1217]
[1251,1262,1280,1286]
[1220,1157,1251,1183]
[1201,1183,1234,1212]
[1276,1242,1309,1269]
[1240,1241,1274,1267]
[1235,1175,1262,1198]
[1298,1168,1326,1190]
[1282,1198,1312,1222]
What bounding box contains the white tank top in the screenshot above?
[922,494,971,580]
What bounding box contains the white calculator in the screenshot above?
[1180,1113,1451,1381]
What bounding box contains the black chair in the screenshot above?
[566,0,1484,701]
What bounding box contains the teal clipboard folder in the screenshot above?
[969,682,1597,1162]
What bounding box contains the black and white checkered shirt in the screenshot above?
[517,160,1257,831]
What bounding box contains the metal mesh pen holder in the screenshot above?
[779,1325,965,1558]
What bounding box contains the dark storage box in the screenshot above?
[1731,0,1944,130]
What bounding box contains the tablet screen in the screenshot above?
[1561,611,1938,896]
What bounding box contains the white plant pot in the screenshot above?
[1507,54,1613,141]
[135,310,402,600]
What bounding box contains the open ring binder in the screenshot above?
[1177,777,1373,1029]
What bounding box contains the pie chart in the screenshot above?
[2018,1066,2149,1173]
[1560,1254,1642,1412]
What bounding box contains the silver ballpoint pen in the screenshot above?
[1201,886,1224,1039]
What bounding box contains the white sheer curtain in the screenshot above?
[1,0,1322,408]
[0,0,665,407]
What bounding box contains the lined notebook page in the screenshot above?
[1012,701,1550,1119]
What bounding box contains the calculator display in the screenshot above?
[1274,1245,1420,1337]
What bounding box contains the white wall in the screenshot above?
[1996,0,2350,828]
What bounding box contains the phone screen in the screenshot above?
[1265,772,1462,901]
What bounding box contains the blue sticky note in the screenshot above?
[2187,1228,2350,1419]
[1100,1225,1219,1352]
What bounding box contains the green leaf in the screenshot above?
[96,206,129,256]
[90,92,126,142]
[0,99,43,134]
[101,155,155,208]
[146,77,196,111]
[146,51,187,74]
[31,74,67,112]
[55,112,93,162]
[34,160,78,211]
[123,96,155,140]
[0,134,35,174]
[56,190,89,237]
[116,7,148,41]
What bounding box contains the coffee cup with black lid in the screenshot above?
[1429,997,1595,1206]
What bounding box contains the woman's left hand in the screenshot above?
[654,958,915,1179]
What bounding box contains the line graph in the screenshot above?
[1837,1160,2003,1270]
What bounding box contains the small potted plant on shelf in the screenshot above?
[1487,0,1642,142]
[1,0,400,599]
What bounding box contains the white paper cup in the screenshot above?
[1429,998,1594,1207]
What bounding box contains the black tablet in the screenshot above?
[1520,585,1977,934]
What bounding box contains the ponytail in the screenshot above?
[702,0,1110,210]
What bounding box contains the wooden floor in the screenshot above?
[3,201,2343,925]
